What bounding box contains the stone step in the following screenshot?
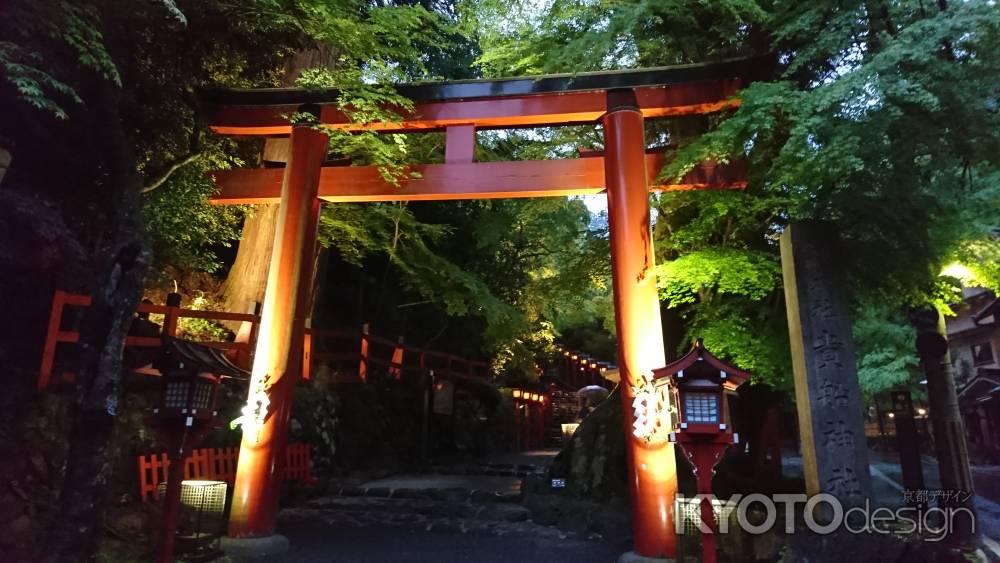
[326,484,522,504]
[410,463,546,478]
[301,495,531,523]
[279,503,583,542]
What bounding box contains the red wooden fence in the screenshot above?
[38,290,259,390]
[309,328,491,384]
[39,290,493,390]
[136,443,314,502]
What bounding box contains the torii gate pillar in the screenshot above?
[223,123,327,554]
[604,90,677,560]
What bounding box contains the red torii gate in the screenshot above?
[202,58,760,561]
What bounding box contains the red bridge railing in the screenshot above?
[38,290,492,390]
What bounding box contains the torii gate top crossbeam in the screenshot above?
[200,57,768,136]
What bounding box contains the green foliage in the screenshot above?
[292,4,455,182]
[382,195,610,370]
[683,301,791,389]
[144,162,246,272]
[948,233,1000,294]
[465,0,765,76]
[656,248,780,307]
[0,0,123,118]
[319,203,507,318]
[471,0,1000,392]
[666,2,1000,305]
[852,300,919,395]
[177,315,231,341]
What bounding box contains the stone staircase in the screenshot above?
[280,458,562,537]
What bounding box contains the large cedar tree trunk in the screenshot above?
[219,48,337,320]
[220,201,279,320]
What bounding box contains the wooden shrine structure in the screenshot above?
[201,57,765,560]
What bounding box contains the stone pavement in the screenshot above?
[867,450,1000,557]
[275,519,627,563]
[783,449,1000,559]
[268,448,1000,562]
[271,449,628,562]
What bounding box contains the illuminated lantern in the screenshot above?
[149,337,247,563]
[157,370,221,423]
[654,343,746,433]
[512,388,523,399]
[651,340,748,563]
[676,365,723,428]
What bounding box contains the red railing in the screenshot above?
[39,290,493,390]
[136,443,314,502]
[38,290,259,390]
[308,327,491,384]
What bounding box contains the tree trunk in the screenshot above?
[220,202,279,324]
[41,81,151,563]
[914,308,977,545]
[218,46,337,323]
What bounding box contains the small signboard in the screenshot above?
[432,380,455,415]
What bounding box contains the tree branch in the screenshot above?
[142,90,205,195]
[140,151,202,194]
[937,0,956,61]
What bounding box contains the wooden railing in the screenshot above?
[136,443,314,502]
[38,290,259,390]
[39,290,493,390]
[308,327,491,384]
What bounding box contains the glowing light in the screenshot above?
[917,408,927,416]
[512,389,522,399]
[941,262,974,281]
[888,412,895,419]
[230,374,270,443]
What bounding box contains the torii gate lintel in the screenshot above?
[209,153,747,205]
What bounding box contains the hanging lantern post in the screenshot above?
[149,337,248,563]
[651,340,749,563]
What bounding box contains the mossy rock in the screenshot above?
[549,385,629,501]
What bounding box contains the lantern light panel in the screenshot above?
[165,380,190,409]
[683,391,720,424]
